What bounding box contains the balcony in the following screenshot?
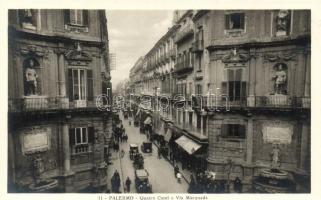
[174,23,194,43]
[192,39,204,53]
[174,60,193,74]
[8,96,112,113]
[169,49,176,59]
[191,95,310,110]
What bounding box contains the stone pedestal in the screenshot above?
[267,94,290,107]
[23,95,48,110]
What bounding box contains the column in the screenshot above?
[246,119,254,164]
[57,44,66,97]
[300,122,310,170]
[62,123,71,173]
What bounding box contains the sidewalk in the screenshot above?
[106,150,125,193]
[152,142,192,184]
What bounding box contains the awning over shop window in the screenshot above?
[144,117,152,125]
[175,135,202,155]
[164,128,173,142]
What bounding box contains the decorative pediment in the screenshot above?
[222,49,249,64]
[64,43,92,65]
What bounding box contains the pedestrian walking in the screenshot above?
[120,149,125,158]
[176,172,182,183]
[158,147,162,159]
[174,164,179,177]
[125,177,131,192]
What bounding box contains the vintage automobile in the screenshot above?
[133,153,144,169]
[141,141,152,153]
[135,169,152,193]
[129,144,139,160]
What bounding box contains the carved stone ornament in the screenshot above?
[221,48,249,64]
[18,44,49,58]
[264,51,297,63]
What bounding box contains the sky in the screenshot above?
[107,10,173,87]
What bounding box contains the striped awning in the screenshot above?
[164,128,173,142]
[144,117,152,125]
[175,135,202,155]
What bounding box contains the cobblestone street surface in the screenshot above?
[107,114,188,193]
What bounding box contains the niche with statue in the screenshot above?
[22,58,48,110]
[267,63,290,107]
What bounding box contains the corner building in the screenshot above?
[130,10,310,192]
[8,9,112,192]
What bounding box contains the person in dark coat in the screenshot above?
[125,177,131,192]
[233,177,242,193]
[188,174,196,193]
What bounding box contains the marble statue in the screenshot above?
[25,59,38,95]
[273,64,287,94]
[270,145,281,169]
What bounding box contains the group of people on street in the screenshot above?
[112,119,128,152]
[188,170,243,193]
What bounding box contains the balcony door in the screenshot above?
[68,68,93,101]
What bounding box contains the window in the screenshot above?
[195,84,202,95]
[222,68,246,101]
[225,13,245,30]
[64,10,89,27]
[69,127,94,154]
[68,68,93,101]
[221,124,246,139]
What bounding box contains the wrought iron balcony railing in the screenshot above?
[192,39,204,53]
[190,95,311,110]
[8,96,112,113]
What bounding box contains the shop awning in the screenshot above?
[144,117,152,125]
[164,128,172,142]
[175,135,202,155]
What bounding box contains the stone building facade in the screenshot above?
[130,9,310,192]
[8,9,112,192]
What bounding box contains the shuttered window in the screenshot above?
[87,70,93,101]
[67,68,93,101]
[66,10,89,27]
[225,13,245,30]
[222,68,247,101]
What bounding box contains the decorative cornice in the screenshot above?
[221,49,250,64]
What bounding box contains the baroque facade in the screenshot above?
[8,9,112,192]
[129,10,310,192]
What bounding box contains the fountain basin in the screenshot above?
[29,179,58,192]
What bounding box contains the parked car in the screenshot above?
[135,169,152,193]
[129,144,139,160]
[141,141,152,153]
[133,153,144,169]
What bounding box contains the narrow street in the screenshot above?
[107,113,188,193]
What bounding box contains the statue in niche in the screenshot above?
[272,63,287,95]
[24,59,39,96]
[270,144,281,169]
[19,9,37,28]
[276,10,290,34]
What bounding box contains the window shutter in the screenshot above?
[87,70,94,101]
[240,13,245,29]
[239,125,246,139]
[225,14,230,30]
[68,69,73,102]
[235,69,242,81]
[228,69,235,81]
[69,128,75,146]
[83,10,89,27]
[221,124,228,137]
[64,9,70,25]
[241,81,247,100]
[88,127,95,144]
